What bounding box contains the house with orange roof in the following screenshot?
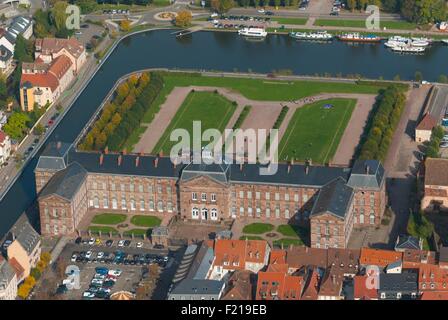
[301,267,322,300]
[318,268,345,300]
[35,37,86,73]
[402,249,437,269]
[256,264,303,300]
[418,264,448,293]
[415,113,438,143]
[221,270,254,300]
[353,275,378,300]
[208,239,270,280]
[421,158,448,212]
[420,291,448,300]
[359,248,403,268]
[20,52,75,111]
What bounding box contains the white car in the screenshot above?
[136,242,143,248]
[118,240,125,247]
[210,12,218,17]
[163,256,169,262]
[108,269,122,277]
[88,238,95,245]
[85,250,93,259]
[257,9,265,13]
[83,291,95,299]
[75,31,82,35]
[94,274,106,280]
[97,252,105,259]
[70,254,77,262]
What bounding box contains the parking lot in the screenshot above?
[45,237,185,300]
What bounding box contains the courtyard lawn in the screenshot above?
[314,19,417,30]
[152,91,237,154]
[88,226,119,235]
[91,213,127,225]
[130,215,162,228]
[242,223,275,234]
[271,17,308,25]
[278,98,356,164]
[273,238,304,247]
[239,235,264,240]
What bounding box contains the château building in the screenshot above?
[35,142,386,248]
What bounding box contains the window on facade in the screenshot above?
[167,202,173,212]
[294,194,299,202]
[303,194,308,202]
[211,208,218,220]
[167,186,172,194]
[130,199,136,210]
[256,207,261,217]
[256,192,260,200]
[192,207,199,219]
[211,193,216,202]
[266,208,270,218]
[148,185,153,194]
[370,214,375,225]
[284,209,290,219]
[112,198,117,209]
[285,194,289,201]
[93,182,97,189]
[247,191,252,199]
[44,208,49,218]
[239,191,244,199]
[121,198,127,210]
[266,192,270,200]
[201,208,208,220]
[248,207,253,216]
[120,184,125,192]
[111,183,116,191]
[103,197,109,208]
[157,185,162,193]
[157,201,163,212]
[94,196,99,208]
[149,200,155,211]
[53,208,58,218]
[140,199,145,211]
[360,214,365,224]
[201,193,207,201]
[130,184,134,192]
[192,192,197,201]
[275,193,280,201]
[139,184,144,193]
[240,207,244,215]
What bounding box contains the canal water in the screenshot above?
[0,29,445,236]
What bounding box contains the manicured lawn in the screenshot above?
[124,228,149,237]
[273,238,304,247]
[242,223,275,234]
[278,99,356,164]
[91,213,127,225]
[277,224,309,243]
[124,125,146,151]
[153,91,237,154]
[88,226,119,235]
[130,215,162,228]
[239,235,264,240]
[314,19,417,30]
[271,17,308,25]
[158,73,385,103]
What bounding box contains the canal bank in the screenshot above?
[0,28,444,238]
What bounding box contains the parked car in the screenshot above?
[136,242,143,248]
[85,250,93,259]
[75,237,82,244]
[70,254,77,262]
[118,240,125,247]
[88,238,95,245]
[56,284,68,295]
[95,267,109,275]
[154,244,164,250]
[82,291,95,299]
[97,252,105,259]
[265,11,274,15]
[106,239,113,247]
[123,240,131,247]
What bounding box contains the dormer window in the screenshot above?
[224,261,229,266]
[233,262,239,267]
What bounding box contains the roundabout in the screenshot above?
[154,11,177,21]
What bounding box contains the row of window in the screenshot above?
[89,181,173,194]
[191,207,218,221]
[43,207,66,219]
[233,191,309,202]
[192,192,216,202]
[231,206,294,219]
[88,197,174,213]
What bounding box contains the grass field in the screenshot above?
[273,238,304,247]
[279,99,356,164]
[239,235,264,240]
[242,223,275,234]
[130,215,162,228]
[123,228,149,237]
[88,226,119,235]
[153,91,237,154]
[271,17,308,25]
[91,213,127,225]
[314,19,417,30]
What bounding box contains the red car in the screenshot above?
[48,119,54,126]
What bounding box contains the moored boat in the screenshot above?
[338,32,381,43]
[289,31,333,40]
[391,45,425,53]
[238,27,267,38]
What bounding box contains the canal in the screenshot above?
[0,29,445,237]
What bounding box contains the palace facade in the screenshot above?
[35,142,386,248]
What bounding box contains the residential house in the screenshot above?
[20,54,74,111]
[5,215,41,281]
[0,111,7,129]
[0,45,12,72]
[208,239,269,280]
[221,270,253,300]
[385,260,402,274]
[418,264,448,293]
[8,16,33,40]
[378,272,418,300]
[300,267,323,300]
[353,275,377,300]
[256,264,303,300]
[0,256,17,300]
[360,248,403,268]
[34,37,86,73]
[421,158,448,212]
[317,268,344,300]
[415,113,438,143]
[0,131,11,165]
[402,249,437,269]
[395,235,423,252]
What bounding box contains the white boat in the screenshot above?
[391,45,425,53]
[389,35,410,42]
[411,37,432,44]
[384,40,407,48]
[289,31,333,40]
[442,39,448,45]
[238,27,267,38]
[410,39,430,47]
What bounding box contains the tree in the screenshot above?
[415,71,423,82]
[30,268,42,280]
[41,252,51,267]
[34,123,45,136]
[174,10,192,28]
[120,20,131,32]
[3,112,30,140]
[346,0,356,10]
[438,75,448,83]
[14,35,33,63]
[75,0,97,14]
[211,0,235,13]
[17,284,31,299]
[50,1,69,32]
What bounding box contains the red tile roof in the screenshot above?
[416,113,437,131]
[213,239,267,270]
[0,130,7,144]
[21,72,59,91]
[256,265,303,300]
[360,248,403,267]
[418,264,448,291]
[421,291,448,300]
[48,55,72,80]
[222,270,253,300]
[354,275,377,300]
[301,268,321,300]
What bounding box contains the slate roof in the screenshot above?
[310,177,354,219]
[0,45,12,62]
[181,161,230,185]
[35,142,72,171]
[347,159,385,190]
[395,235,422,251]
[8,16,31,37]
[0,257,15,291]
[170,278,225,296]
[379,272,418,293]
[424,158,448,187]
[39,162,87,201]
[7,215,40,255]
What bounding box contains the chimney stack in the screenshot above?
[135,156,140,167]
[287,163,291,174]
[305,165,309,175]
[365,165,370,174]
[99,154,104,165]
[57,141,61,149]
[154,157,159,168]
[118,155,122,166]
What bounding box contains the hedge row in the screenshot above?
[232,105,252,130]
[273,106,289,129]
[425,125,444,158]
[359,85,406,161]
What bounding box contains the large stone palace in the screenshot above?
[35,142,387,249]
